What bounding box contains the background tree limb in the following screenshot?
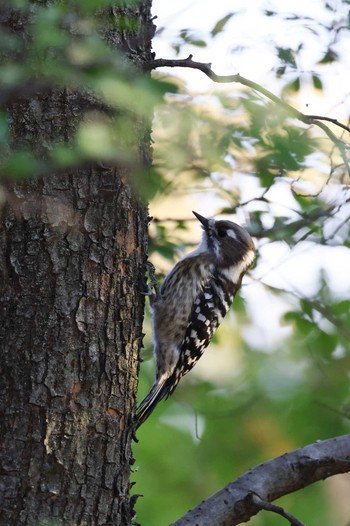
[149,55,350,175]
[171,434,350,526]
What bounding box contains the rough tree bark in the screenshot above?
[0,2,154,525]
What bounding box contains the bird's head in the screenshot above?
[193,211,256,272]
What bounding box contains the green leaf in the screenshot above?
[172,43,181,55]
[291,192,312,210]
[211,13,234,37]
[277,47,297,68]
[312,74,323,90]
[289,77,300,92]
[190,39,207,48]
[276,65,286,78]
[3,151,40,178]
[135,167,170,202]
[330,300,350,316]
[50,144,81,167]
[178,29,207,48]
[300,299,314,318]
[314,330,338,357]
[318,48,338,64]
[284,310,306,324]
[136,76,179,97]
[31,5,70,49]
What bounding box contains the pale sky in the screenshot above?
[152,0,350,116]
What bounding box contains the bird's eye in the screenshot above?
[217,229,227,238]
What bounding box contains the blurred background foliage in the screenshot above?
[1,0,350,525]
[135,1,350,525]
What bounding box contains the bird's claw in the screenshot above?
[142,261,160,302]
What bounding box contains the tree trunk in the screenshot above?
[0,3,153,525]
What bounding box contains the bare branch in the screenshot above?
[310,119,350,177]
[252,495,305,526]
[306,115,350,134]
[149,56,350,175]
[171,434,350,526]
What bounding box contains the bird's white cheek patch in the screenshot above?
[224,249,256,283]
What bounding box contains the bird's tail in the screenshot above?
[135,380,169,430]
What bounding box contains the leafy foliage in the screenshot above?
[0,0,174,180]
[135,1,350,525]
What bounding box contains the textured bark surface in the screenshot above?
[0,3,154,525]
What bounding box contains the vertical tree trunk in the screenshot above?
[0,3,153,525]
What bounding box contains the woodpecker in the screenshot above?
[135,211,256,429]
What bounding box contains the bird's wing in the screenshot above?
[166,277,237,395]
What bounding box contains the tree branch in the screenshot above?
[149,55,350,176]
[171,434,350,526]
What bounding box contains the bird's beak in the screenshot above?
[192,211,209,229]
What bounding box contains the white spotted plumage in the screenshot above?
[135,211,256,430]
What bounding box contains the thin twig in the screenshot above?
[306,115,350,133]
[311,119,350,176]
[252,494,305,526]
